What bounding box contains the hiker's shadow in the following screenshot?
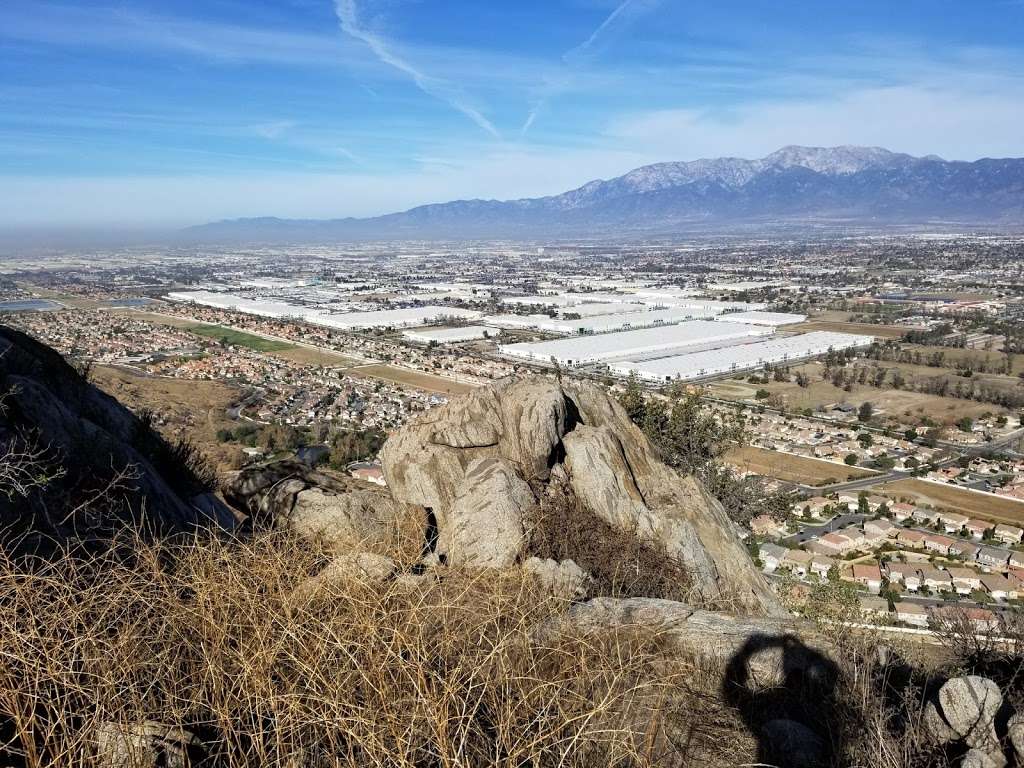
[722,633,842,768]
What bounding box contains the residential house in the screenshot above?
[859,595,890,619]
[938,512,969,534]
[864,518,897,538]
[964,519,991,540]
[815,532,853,555]
[810,556,835,581]
[782,549,813,576]
[891,503,917,523]
[978,546,1011,568]
[895,602,929,628]
[851,563,883,593]
[1010,551,1024,570]
[885,563,921,592]
[758,543,787,573]
[919,566,952,593]
[981,575,1016,601]
[750,515,786,538]
[897,529,927,549]
[948,540,980,561]
[923,534,955,556]
[995,524,1024,545]
[912,507,941,526]
[945,567,982,595]
[930,605,999,633]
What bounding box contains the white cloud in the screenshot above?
[606,79,1024,161]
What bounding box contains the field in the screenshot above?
[725,445,878,486]
[795,320,908,339]
[185,324,296,352]
[110,309,204,329]
[270,345,364,367]
[882,477,1024,526]
[709,361,1011,428]
[350,364,476,395]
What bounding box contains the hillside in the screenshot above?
[185,146,1024,241]
[2,334,1023,767]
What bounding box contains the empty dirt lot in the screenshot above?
[883,478,1024,526]
[725,445,879,486]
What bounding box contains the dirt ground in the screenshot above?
[711,362,1012,428]
[795,320,908,339]
[725,445,878,485]
[271,345,364,367]
[91,365,246,471]
[882,478,1024,526]
[349,364,476,395]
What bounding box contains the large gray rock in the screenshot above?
[440,457,534,567]
[522,557,591,601]
[94,721,201,768]
[1007,711,1024,763]
[225,460,419,554]
[379,376,782,616]
[938,675,1002,752]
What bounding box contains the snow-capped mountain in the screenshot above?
[186,146,1024,241]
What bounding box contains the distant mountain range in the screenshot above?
[185,146,1024,241]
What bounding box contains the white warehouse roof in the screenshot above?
[402,325,492,343]
[548,307,720,335]
[498,320,773,366]
[715,311,807,327]
[313,306,482,330]
[610,332,876,382]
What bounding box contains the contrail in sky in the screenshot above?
[334,0,500,138]
[522,0,659,134]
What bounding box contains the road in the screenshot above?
[783,513,867,544]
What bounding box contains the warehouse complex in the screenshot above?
[498,320,773,366]
[714,311,807,326]
[609,331,876,382]
[402,325,492,344]
[166,290,481,329]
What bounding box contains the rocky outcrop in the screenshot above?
[380,377,782,616]
[0,325,234,553]
[224,459,421,556]
[94,721,202,768]
[924,675,1007,765]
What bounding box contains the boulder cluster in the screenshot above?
[227,376,782,617]
[924,674,1024,768]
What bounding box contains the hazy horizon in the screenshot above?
[2,0,1024,230]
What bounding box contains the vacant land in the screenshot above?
[111,309,203,329]
[710,361,1011,428]
[350,364,475,395]
[883,478,1024,526]
[725,445,878,486]
[271,345,363,367]
[91,365,245,471]
[796,320,908,339]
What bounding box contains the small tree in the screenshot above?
[858,401,874,422]
[844,453,859,466]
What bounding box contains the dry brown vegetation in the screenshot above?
[0,528,994,768]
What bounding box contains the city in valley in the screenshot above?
[3,234,1023,631]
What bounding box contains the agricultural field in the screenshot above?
[725,445,879,486]
[883,477,1024,527]
[349,364,475,395]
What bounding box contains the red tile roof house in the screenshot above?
[930,605,999,633]
[850,563,883,593]
[815,532,853,555]
[964,519,992,540]
[923,534,955,556]
[896,529,927,549]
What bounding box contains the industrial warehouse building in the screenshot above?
[609,331,876,382]
[498,320,773,366]
[549,307,721,335]
[166,290,481,330]
[714,311,808,327]
[402,325,492,344]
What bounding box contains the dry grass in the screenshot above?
[725,445,879,485]
[0,529,992,768]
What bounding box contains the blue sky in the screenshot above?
[2,0,1023,228]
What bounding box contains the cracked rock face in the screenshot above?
[233,376,781,616]
[382,377,783,616]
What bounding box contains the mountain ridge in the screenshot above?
[185,146,1024,241]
